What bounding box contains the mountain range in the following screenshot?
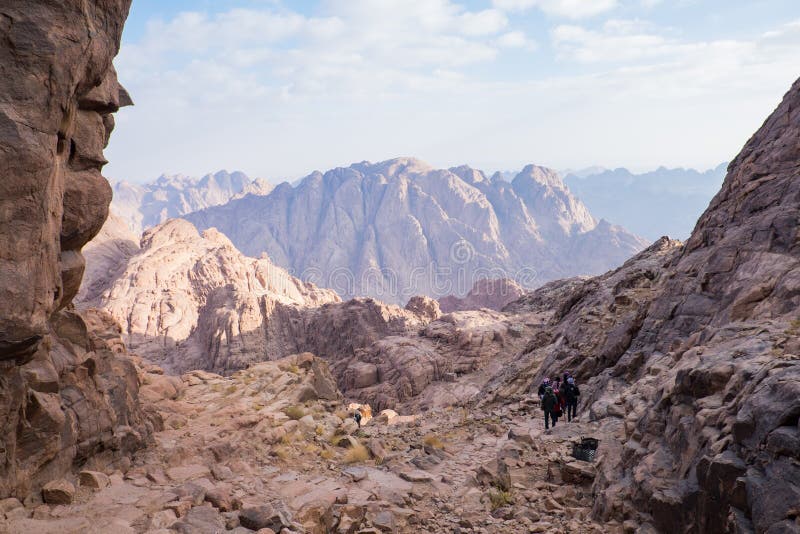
[183,158,648,304]
[564,163,727,241]
[110,170,272,234]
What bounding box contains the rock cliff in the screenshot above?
[439,277,525,313]
[0,0,156,500]
[485,78,800,533]
[76,213,140,306]
[97,219,341,372]
[184,158,647,304]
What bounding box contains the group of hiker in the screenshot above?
[536,373,580,430]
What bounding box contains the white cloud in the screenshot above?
[497,30,535,48]
[492,0,618,18]
[106,3,800,187]
[459,9,508,36]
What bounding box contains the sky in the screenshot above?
[105,0,800,183]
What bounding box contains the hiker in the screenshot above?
[541,386,558,430]
[353,410,362,428]
[537,377,551,401]
[564,377,580,422]
[552,378,564,424]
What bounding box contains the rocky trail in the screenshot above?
[1,352,618,534]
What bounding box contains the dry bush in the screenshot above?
[488,488,513,510]
[423,434,444,449]
[320,448,335,460]
[284,405,306,420]
[343,444,370,464]
[272,446,291,460]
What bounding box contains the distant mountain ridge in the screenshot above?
[184,157,647,304]
[111,170,272,234]
[564,163,727,241]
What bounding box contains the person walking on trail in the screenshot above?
[564,377,580,422]
[353,410,362,428]
[537,377,551,401]
[552,378,564,424]
[541,386,558,430]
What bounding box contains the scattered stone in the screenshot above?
[42,479,76,505]
[239,505,293,531]
[79,470,110,489]
[399,470,434,483]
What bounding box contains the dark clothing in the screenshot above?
[541,392,558,412]
[564,383,580,403]
[354,412,362,427]
[564,382,580,422]
[566,401,577,422]
[544,410,556,429]
[537,383,547,399]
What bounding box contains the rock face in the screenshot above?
[439,278,525,313]
[185,158,647,304]
[0,0,155,500]
[97,218,341,372]
[485,78,800,533]
[111,170,273,235]
[76,213,140,306]
[564,163,727,241]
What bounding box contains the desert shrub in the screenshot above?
[320,447,335,460]
[272,446,291,460]
[488,488,513,510]
[303,443,321,455]
[342,444,370,464]
[284,405,306,420]
[423,434,444,449]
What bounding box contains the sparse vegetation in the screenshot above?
[283,405,306,420]
[320,447,335,460]
[342,443,370,464]
[303,443,321,455]
[488,488,513,510]
[272,446,291,460]
[423,434,444,449]
[225,385,237,395]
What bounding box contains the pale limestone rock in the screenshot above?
[185,158,647,305]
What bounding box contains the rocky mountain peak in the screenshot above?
[185,158,646,304]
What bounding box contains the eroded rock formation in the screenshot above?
[439,277,525,313]
[184,158,647,304]
[485,78,800,533]
[0,0,156,499]
[96,218,341,372]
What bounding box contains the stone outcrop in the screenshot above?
[185,158,647,304]
[484,78,800,533]
[0,0,156,500]
[439,277,525,313]
[96,218,341,372]
[76,213,140,306]
[110,170,272,235]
